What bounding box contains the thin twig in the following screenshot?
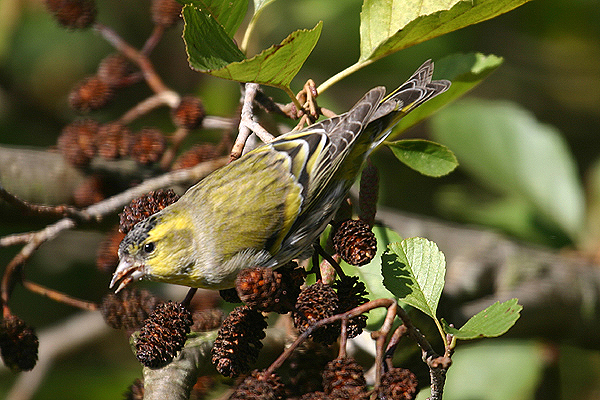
[394,303,450,400]
[230,83,258,160]
[160,126,191,170]
[0,185,89,221]
[1,218,76,308]
[230,83,275,160]
[94,23,171,95]
[254,90,291,117]
[181,288,198,308]
[384,324,408,371]
[118,91,181,125]
[372,300,397,386]
[0,232,35,248]
[22,280,98,311]
[141,24,165,55]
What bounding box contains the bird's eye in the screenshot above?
[143,242,155,254]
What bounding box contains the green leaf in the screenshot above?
[389,52,503,139]
[341,226,403,329]
[430,99,585,241]
[443,299,522,339]
[387,139,458,177]
[208,22,322,88]
[382,237,446,319]
[360,0,531,63]
[180,0,248,37]
[183,5,245,70]
[184,6,322,89]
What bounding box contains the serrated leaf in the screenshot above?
[340,226,403,329]
[389,52,503,139]
[180,0,248,37]
[442,299,522,339]
[184,7,322,89]
[208,22,322,88]
[360,0,531,63]
[183,5,245,70]
[387,139,458,177]
[382,238,446,319]
[431,99,585,241]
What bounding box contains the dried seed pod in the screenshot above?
[150,0,183,27]
[172,96,206,130]
[96,227,126,273]
[332,219,377,266]
[377,368,419,400]
[45,0,97,29]
[69,75,113,113]
[128,128,166,165]
[322,357,369,400]
[97,53,132,88]
[293,281,340,345]
[135,301,192,368]
[333,276,369,338]
[171,144,219,170]
[0,315,38,371]
[235,265,302,314]
[236,267,282,311]
[96,122,132,160]
[57,118,99,166]
[100,288,162,330]
[119,189,180,234]
[211,305,266,377]
[123,378,144,400]
[230,370,285,400]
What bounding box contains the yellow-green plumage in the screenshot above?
[110,60,450,292]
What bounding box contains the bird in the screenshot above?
[110,60,450,292]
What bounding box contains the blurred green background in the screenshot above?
[1,0,599,398]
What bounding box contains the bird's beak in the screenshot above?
[110,257,145,293]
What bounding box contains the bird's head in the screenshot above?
[110,209,195,292]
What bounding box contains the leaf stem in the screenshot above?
[316,60,372,94]
[240,16,258,54]
[282,86,304,114]
[433,316,448,348]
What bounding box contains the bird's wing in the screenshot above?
[185,149,303,262]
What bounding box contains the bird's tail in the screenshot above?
[368,59,451,149]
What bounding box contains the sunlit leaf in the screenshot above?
[442,299,522,339]
[382,237,446,319]
[207,22,322,88]
[387,139,458,177]
[183,5,245,70]
[184,6,322,89]
[360,0,531,63]
[180,0,248,36]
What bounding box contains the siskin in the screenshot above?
[110,60,450,292]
